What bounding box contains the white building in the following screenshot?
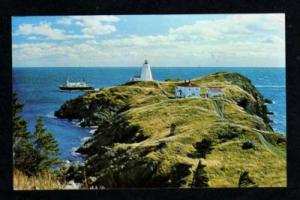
[131,59,153,81]
[207,87,224,97]
[175,81,200,98]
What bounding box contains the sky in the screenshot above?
[12,14,285,67]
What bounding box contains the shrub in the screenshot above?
[238,171,257,187]
[167,162,192,186]
[217,125,241,142]
[218,131,238,141]
[237,98,249,110]
[156,141,166,150]
[193,138,213,158]
[242,141,255,150]
[169,123,176,136]
[277,137,286,144]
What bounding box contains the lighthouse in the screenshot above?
[140,59,153,81]
[130,59,153,81]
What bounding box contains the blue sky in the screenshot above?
[12,14,285,67]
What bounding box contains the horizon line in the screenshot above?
[13,66,286,68]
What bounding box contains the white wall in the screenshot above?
[176,86,200,98]
[140,63,153,81]
[207,91,224,97]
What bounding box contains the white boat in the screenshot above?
[59,80,94,91]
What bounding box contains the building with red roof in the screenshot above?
[207,87,224,97]
[175,80,200,98]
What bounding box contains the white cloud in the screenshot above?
[57,17,73,26]
[58,16,120,35]
[70,16,119,23]
[14,15,120,41]
[169,14,285,43]
[14,22,94,40]
[27,36,40,40]
[86,40,98,45]
[15,22,65,40]
[13,14,285,67]
[101,34,176,48]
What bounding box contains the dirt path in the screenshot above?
[211,98,285,160]
[254,130,286,160]
[227,122,286,160]
[153,85,285,161]
[211,99,224,122]
[155,81,175,98]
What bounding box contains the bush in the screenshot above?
[169,123,176,136]
[156,141,166,150]
[218,132,238,141]
[237,98,249,110]
[238,171,257,187]
[217,125,241,142]
[277,137,286,144]
[166,162,192,187]
[242,141,255,150]
[193,138,213,158]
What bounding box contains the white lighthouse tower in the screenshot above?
[140,59,153,81]
[131,59,153,81]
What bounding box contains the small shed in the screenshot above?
[207,87,224,97]
[130,75,141,82]
[175,81,200,98]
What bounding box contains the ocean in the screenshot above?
[13,67,286,161]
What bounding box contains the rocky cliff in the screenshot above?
[55,72,286,188]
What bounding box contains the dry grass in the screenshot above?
[205,141,287,187]
[59,73,286,188]
[111,85,286,187]
[14,169,66,190]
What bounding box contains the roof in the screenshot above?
[208,87,223,92]
[176,82,199,87]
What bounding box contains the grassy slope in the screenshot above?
[56,72,286,188]
[14,169,65,190]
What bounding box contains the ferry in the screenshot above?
[59,80,94,91]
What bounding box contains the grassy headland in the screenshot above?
[55,72,286,188]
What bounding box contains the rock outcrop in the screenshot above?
[55,72,286,188]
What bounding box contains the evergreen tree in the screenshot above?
[192,160,209,188]
[13,93,61,175]
[12,93,36,175]
[32,116,61,173]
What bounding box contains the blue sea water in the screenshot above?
[13,67,286,161]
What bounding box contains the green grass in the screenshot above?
[57,72,286,188]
